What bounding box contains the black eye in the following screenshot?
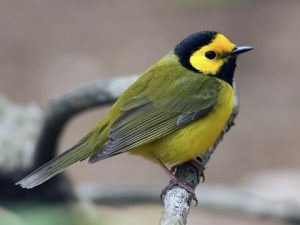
[205,51,217,60]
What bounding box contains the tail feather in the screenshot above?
[15,141,92,189]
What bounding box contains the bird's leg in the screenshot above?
[170,165,177,173]
[156,158,174,177]
[154,157,196,202]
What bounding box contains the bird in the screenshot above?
[16,30,252,191]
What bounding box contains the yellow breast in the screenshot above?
[130,81,235,165]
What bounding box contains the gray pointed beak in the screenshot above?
[232,46,253,56]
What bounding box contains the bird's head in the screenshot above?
[174,31,253,85]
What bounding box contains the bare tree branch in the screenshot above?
[76,183,300,224]
[33,76,138,167]
[159,162,202,225]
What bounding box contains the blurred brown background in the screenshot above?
[0,0,299,224]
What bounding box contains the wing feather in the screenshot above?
[89,76,221,163]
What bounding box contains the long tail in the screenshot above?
[15,139,92,189]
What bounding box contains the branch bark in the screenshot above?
[159,162,202,225]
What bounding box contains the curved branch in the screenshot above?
[33,76,138,167]
[13,76,139,203]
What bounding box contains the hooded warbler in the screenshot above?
[16,30,252,189]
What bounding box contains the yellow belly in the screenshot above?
[130,82,235,165]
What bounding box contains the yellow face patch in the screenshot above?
[189,34,236,75]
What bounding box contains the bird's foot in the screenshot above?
[172,160,206,183]
[160,175,198,205]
